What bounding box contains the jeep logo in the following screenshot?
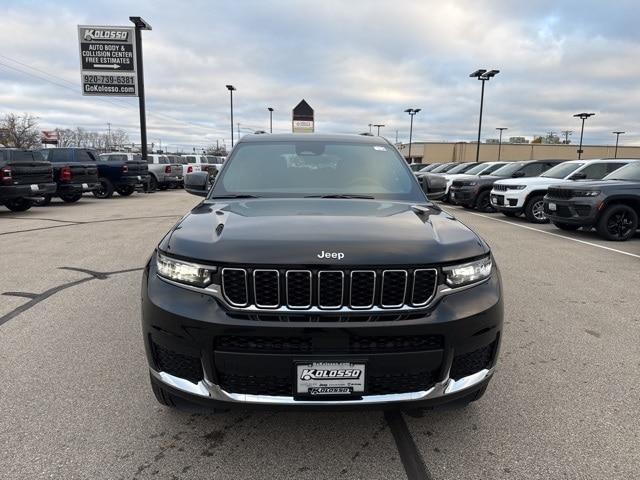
[317,250,344,260]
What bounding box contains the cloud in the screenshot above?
[0,0,639,149]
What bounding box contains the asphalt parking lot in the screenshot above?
[1,190,638,480]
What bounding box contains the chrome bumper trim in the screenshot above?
[150,367,493,406]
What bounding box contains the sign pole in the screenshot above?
[129,17,152,160]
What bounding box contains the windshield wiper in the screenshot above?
[304,194,375,199]
[211,194,260,199]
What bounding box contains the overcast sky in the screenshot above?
[1,0,638,151]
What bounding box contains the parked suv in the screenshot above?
[544,161,640,241]
[0,148,56,212]
[97,152,150,198]
[38,148,100,205]
[450,160,563,212]
[147,154,183,190]
[143,133,503,410]
[435,162,507,202]
[490,159,635,223]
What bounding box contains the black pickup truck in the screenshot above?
[143,133,503,411]
[0,148,56,212]
[38,148,100,205]
[43,148,149,198]
[544,161,640,241]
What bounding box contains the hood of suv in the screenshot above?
[160,198,489,265]
[495,177,567,188]
[550,179,640,191]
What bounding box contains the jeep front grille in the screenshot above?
[493,184,508,192]
[221,267,438,311]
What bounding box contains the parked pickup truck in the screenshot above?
[96,152,150,198]
[38,148,100,205]
[147,154,183,190]
[1,148,56,212]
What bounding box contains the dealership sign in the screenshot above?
[41,131,59,145]
[292,99,314,133]
[77,25,138,96]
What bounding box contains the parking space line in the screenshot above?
[444,206,640,260]
[384,411,432,480]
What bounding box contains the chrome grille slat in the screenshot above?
[220,267,439,312]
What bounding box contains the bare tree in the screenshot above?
[0,113,40,148]
[205,145,228,156]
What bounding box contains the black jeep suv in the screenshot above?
[544,161,640,241]
[39,148,100,205]
[0,148,56,212]
[142,134,503,410]
[449,160,562,212]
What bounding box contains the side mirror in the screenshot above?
[184,171,210,197]
[569,172,586,180]
[512,170,526,178]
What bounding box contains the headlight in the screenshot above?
[443,256,492,287]
[574,190,600,197]
[509,185,526,190]
[156,252,216,287]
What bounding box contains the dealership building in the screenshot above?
[397,142,640,164]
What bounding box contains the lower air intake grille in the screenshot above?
[153,342,203,383]
[450,341,496,379]
[368,370,437,395]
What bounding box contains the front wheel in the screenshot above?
[475,191,495,213]
[60,193,82,203]
[116,185,135,197]
[524,195,548,223]
[5,198,33,212]
[596,205,638,241]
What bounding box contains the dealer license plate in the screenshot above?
[137,175,142,180]
[296,362,365,396]
[548,202,557,211]
[82,183,89,189]
[30,184,39,192]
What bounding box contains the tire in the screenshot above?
[149,373,177,407]
[502,211,518,218]
[5,197,32,212]
[60,193,82,203]
[93,178,114,199]
[524,195,548,223]
[552,221,580,231]
[116,185,135,197]
[596,204,638,241]
[475,190,495,212]
[148,175,158,192]
[33,194,52,207]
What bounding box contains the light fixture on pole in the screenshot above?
[404,108,421,161]
[470,69,500,162]
[496,127,507,161]
[267,107,274,133]
[373,124,385,136]
[226,85,236,147]
[573,112,595,159]
[612,131,625,159]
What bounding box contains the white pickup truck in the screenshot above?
[490,159,635,223]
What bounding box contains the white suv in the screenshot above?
[490,159,636,223]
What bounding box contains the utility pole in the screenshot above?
[368,124,372,133]
[129,17,152,160]
[226,84,236,147]
[613,131,625,158]
[106,122,111,151]
[573,113,595,159]
[267,107,274,133]
[237,122,240,141]
[470,69,500,162]
[373,124,385,136]
[404,109,421,162]
[395,129,399,144]
[496,127,507,161]
[561,130,573,144]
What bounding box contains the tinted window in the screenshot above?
[579,163,610,179]
[429,163,453,173]
[605,162,627,174]
[603,162,640,181]
[490,162,526,176]
[541,162,583,179]
[446,163,473,174]
[520,163,546,176]
[40,149,51,160]
[213,141,424,201]
[14,151,36,162]
[186,156,196,163]
[76,150,95,163]
[480,163,506,175]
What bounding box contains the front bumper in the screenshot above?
[0,182,57,199]
[141,254,503,409]
[543,197,599,226]
[449,186,478,206]
[490,192,524,211]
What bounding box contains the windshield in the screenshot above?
[465,163,490,175]
[210,140,425,201]
[490,162,525,177]
[446,163,473,174]
[540,162,582,179]
[603,162,640,181]
[419,165,435,172]
[429,163,453,173]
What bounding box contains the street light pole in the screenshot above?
[226,85,236,147]
[373,124,385,136]
[368,123,372,134]
[129,16,152,160]
[470,69,500,162]
[268,107,274,133]
[612,131,625,158]
[496,127,507,161]
[404,108,421,161]
[573,112,595,159]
